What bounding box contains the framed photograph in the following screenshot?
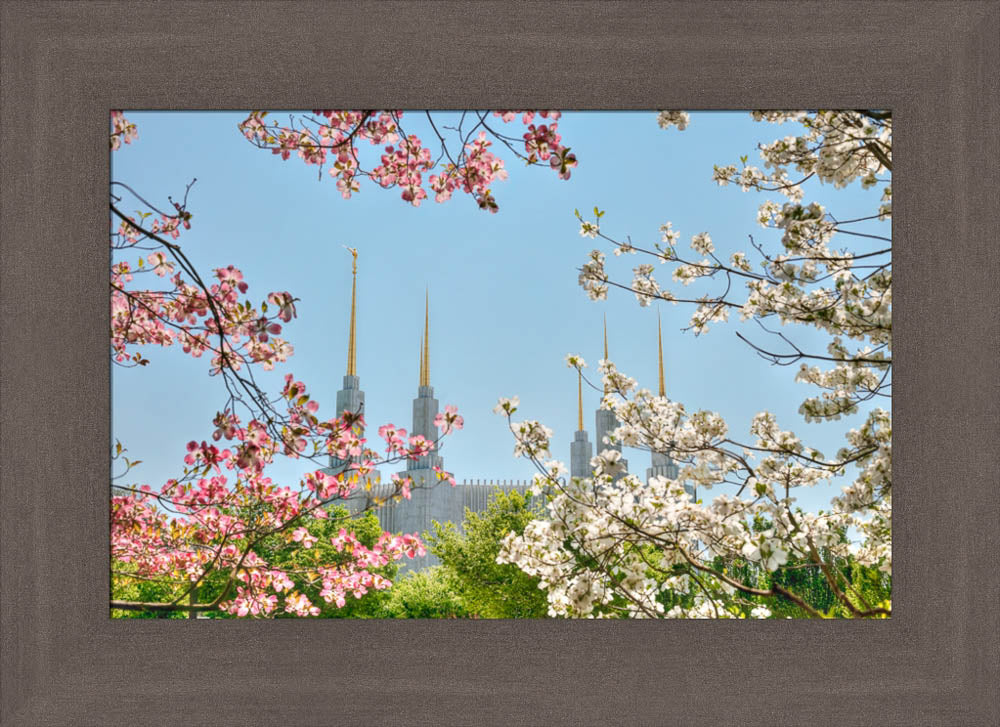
[108,106,893,626]
[2,1,997,724]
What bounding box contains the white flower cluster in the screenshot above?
[578,249,609,301]
[539,110,893,617]
[796,340,889,421]
[612,240,635,256]
[656,110,690,131]
[723,111,891,197]
[659,221,680,246]
[579,220,599,238]
[879,185,892,220]
[498,356,874,616]
[510,419,554,460]
[750,110,807,124]
[597,358,637,401]
[492,396,519,415]
[631,263,660,307]
[690,232,714,256]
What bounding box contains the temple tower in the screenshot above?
[645,313,691,499]
[393,291,444,566]
[407,290,444,477]
[327,248,380,484]
[570,367,593,479]
[594,315,627,477]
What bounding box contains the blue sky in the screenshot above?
[111,111,889,515]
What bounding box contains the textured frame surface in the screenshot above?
[2,1,998,724]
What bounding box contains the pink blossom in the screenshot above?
[291,527,317,548]
[433,404,464,434]
[237,110,575,213]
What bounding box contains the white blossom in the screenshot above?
[492,396,520,415]
[659,221,680,246]
[523,110,893,617]
[656,110,690,131]
[690,232,713,256]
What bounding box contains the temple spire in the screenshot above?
[603,314,610,394]
[420,289,430,387]
[344,247,359,376]
[595,311,625,478]
[577,368,584,431]
[603,314,609,359]
[657,311,665,397]
[418,330,424,386]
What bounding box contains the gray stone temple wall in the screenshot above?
[570,429,592,479]
[331,376,535,571]
[345,478,535,571]
[408,384,443,472]
[646,450,679,481]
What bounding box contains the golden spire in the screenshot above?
[345,247,358,376]
[658,311,665,397]
[420,289,430,387]
[603,314,610,394]
[577,368,584,431]
[418,330,424,386]
[603,313,609,360]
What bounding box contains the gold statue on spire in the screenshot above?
[658,311,666,397]
[344,246,358,376]
[420,289,430,387]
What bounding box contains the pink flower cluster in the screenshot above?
[429,132,508,213]
[110,111,138,150]
[238,109,577,212]
[111,369,463,616]
[491,110,562,124]
[110,114,467,617]
[433,404,465,435]
[371,134,435,206]
[111,218,298,371]
[494,110,577,180]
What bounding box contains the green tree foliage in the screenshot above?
[695,515,891,618]
[428,489,549,618]
[110,570,190,619]
[708,551,891,619]
[378,567,470,619]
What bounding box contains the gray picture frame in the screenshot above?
[2,1,998,724]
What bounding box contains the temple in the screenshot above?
[324,252,683,570]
